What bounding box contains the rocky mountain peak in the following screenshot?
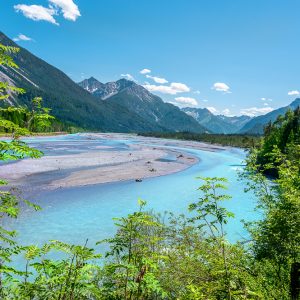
[79,77,157,102]
[78,77,104,93]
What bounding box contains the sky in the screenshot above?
[1,0,300,117]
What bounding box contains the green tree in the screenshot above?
[6,240,101,300]
[97,200,167,299]
[25,96,55,132]
[189,177,234,298]
[244,135,300,299]
[0,43,60,299]
[187,177,261,299]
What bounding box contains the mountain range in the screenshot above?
[182,107,252,134]
[78,77,207,133]
[238,98,300,134]
[0,31,299,135]
[0,32,206,133]
[182,100,300,134]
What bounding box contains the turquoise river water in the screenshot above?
[8,134,258,250]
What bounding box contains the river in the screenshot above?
[8,134,257,249]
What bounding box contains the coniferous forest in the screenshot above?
[0,39,300,300]
[139,132,261,149]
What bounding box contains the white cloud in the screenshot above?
[13,33,32,42]
[222,108,231,116]
[194,90,201,94]
[14,4,58,25]
[240,107,274,117]
[14,0,80,24]
[49,0,80,21]
[207,107,218,114]
[261,97,272,102]
[145,75,168,84]
[174,97,198,106]
[143,84,176,94]
[202,99,208,102]
[212,82,231,93]
[288,90,299,96]
[143,82,190,95]
[170,82,190,93]
[140,68,151,74]
[121,73,136,81]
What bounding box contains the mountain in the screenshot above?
[78,77,132,100]
[78,77,105,94]
[218,115,252,130]
[78,77,208,133]
[239,98,300,134]
[182,107,251,134]
[0,32,159,132]
[0,32,205,133]
[183,99,300,135]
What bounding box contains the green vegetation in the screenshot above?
[0,43,299,299]
[1,169,298,299]
[139,131,261,148]
[0,42,46,298]
[242,107,300,298]
[0,107,59,134]
[255,107,300,177]
[0,97,64,134]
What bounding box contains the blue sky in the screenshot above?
[1,0,300,116]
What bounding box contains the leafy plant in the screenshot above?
[242,111,300,299]
[97,200,167,299]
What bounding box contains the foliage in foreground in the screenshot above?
[1,179,260,299]
[0,42,54,298]
[1,161,299,299]
[243,108,300,299]
[0,42,299,299]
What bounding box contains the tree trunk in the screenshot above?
[290,262,300,300]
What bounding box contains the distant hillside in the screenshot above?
[239,98,300,134]
[182,107,251,134]
[79,77,208,133]
[0,32,163,132]
[218,115,252,131]
[0,32,206,133]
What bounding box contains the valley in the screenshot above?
[1,31,299,136]
[0,0,299,295]
[5,133,255,250]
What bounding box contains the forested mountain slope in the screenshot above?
[0,32,205,133]
[239,98,300,134]
[79,77,208,133]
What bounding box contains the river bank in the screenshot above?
[2,133,226,193]
[8,133,254,247]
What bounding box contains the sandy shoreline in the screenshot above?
[3,133,226,192]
